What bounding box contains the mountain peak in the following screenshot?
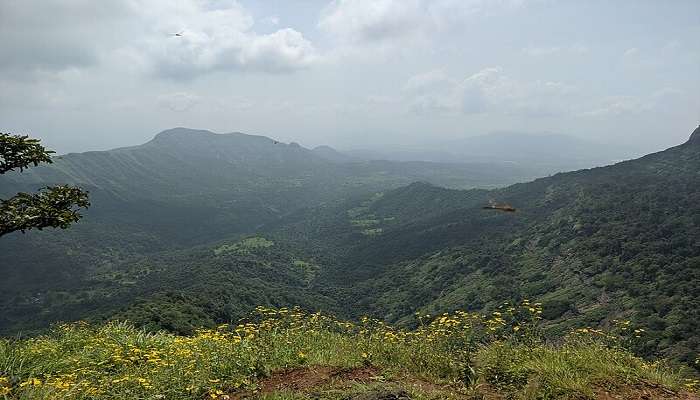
[687,125,700,145]
[152,127,217,141]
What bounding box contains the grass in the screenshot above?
[0,302,697,399]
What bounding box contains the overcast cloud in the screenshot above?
[0,0,698,154]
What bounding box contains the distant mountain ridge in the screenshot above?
[342,131,634,173]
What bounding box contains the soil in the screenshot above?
[593,381,700,400]
[342,389,412,400]
[228,366,699,400]
[230,365,382,399]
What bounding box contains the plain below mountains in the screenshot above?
[343,131,638,173]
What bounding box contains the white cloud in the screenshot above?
[623,47,639,57]
[404,70,456,93]
[157,92,200,112]
[522,46,561,56]
[132,1,319,78]
[366,95,400,105]
[662,39,681,51]
[263,15,280,26]
[570,44,590,54]
[580,88,683,118]
[522,44,589,57]
[319,0,423,44]
[402,69,461,114]
[0,1,132,75]
[319,0,530,46]
[404,67,578,117]
[239,29,318,72]
[580,96,652,117]
[0,0,319,79]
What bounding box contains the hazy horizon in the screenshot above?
[44,126,662,161]
[1,0,699,155]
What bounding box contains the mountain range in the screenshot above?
[342,131,638,173]
[1,126,698,370]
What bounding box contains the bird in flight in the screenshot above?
[483,199,516,212]
[171,30,184,37]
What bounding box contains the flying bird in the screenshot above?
[483,200,517,212]
[171,30,184,37]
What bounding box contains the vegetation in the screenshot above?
[0,128,533,325]
[0,133,89,237]
[1,127,699,396]
[268,135,700,370]
[214,237,275,256]
[0,133,54,174]
[1,305,697,399]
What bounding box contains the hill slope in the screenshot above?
[1,126,698,370]
[263,127,700,367]
[0,128,537,334]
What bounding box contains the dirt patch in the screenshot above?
[261,365,381,392]
[343,389,412,400]
[259,366,336,393]
[594,381,699,400]
[231,365,382,398]
[402,375,458,394]
[229,367,699,400]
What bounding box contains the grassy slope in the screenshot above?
[1,306,697,400]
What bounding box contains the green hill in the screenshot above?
[0,128,534,335]
[280,127,700,368]
[1,126,699,380]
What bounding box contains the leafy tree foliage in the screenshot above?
[0,133,89,237]
[0,186,90,236]
[0,133,54,174]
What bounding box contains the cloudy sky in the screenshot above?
[1,0,699,154]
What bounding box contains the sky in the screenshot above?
[1,0,699,154]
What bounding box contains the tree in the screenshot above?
[0,133,90,237]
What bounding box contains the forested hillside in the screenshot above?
[289,127,700,367]
[1,127,698,372]
[0,128,537,334]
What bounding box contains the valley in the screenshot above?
[1,126,698,373]
[3,2,698,397]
